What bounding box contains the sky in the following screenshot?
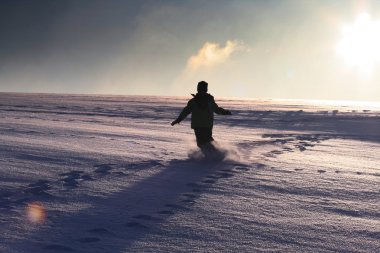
[1,0,380,101]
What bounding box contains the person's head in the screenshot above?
[197,81,208,93]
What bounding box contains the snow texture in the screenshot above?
[0,93,379,252]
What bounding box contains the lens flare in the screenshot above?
[26,202,46,223]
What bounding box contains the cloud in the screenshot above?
[171,40,249,95]
[186,40,246,72]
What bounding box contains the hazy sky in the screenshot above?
[1,0,380,101]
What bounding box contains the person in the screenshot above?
[171,81,231,150]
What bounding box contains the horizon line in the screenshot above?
[1,91,380,107]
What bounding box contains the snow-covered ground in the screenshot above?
[0,93,379,252]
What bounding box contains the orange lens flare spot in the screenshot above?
[26,202,46,223]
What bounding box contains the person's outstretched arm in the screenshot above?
[212,97,231,115]
[171,101,193,126]
[215,106,231,115]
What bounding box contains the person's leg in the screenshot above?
[194,128,214,148]
[207,127,214,143]
[194,128,205,147]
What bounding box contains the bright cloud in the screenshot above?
[186,40,246,72]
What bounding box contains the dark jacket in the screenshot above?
[175,93,230,128]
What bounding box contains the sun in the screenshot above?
[336,13,380,74]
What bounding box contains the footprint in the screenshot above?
[294,168,303,171]
[111,171,128,176]
[24,187,52,197]
[61,171,79,179]
[28,180,51,188]
[274,139,288,145]
[24,180,52,196]
[181,199,195,204]
[235,166,250,172]
[79,237,100,243]
[218,173,234,178]
[256,163,266,169]
[318,170,326,173]
[81,174,93,181]
[298,146,307,152]
[94,164,114,175]
[59,171,87,188]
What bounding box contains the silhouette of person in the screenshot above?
[171,81,231,149]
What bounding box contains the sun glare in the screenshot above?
[337,13,380,74]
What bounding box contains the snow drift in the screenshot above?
[0,93,379,252]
